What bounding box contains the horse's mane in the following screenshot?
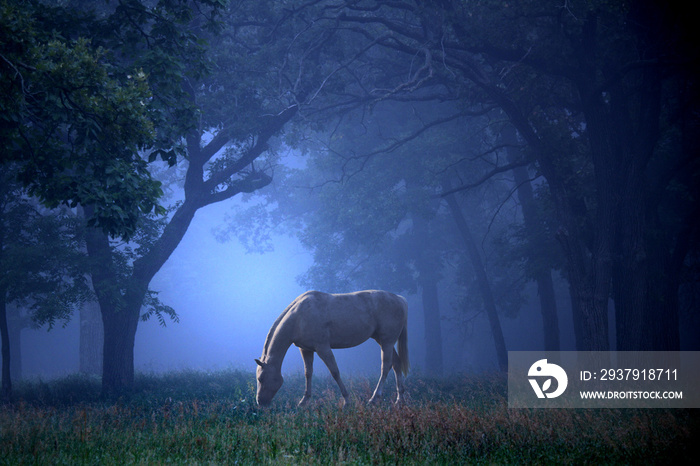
[261,296,299,360]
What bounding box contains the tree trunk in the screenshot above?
[610,161,650,350]
[7,304,23,382]
[76,209,104,377]
[568,282,586,350]
[1,295,11,401]
[79,299,103,376]
[640,202,698,351]
[100,299,139,393]
[85,201,200,395]
[534,271,560,350]
[555,218,611,351]
[1,215,10,400]
[502,124,560,351]
[444,191,508,371]
[84,225,134,395]
[412,213,444,376]
[420,273,444,377]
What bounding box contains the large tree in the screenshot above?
[1,0,222,395]
[83,0,378,394]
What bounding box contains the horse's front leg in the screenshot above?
[299,348,314,406]
[369,342,394,404]
[316,346,349,407]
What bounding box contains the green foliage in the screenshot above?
[2,370,697,464]
[0,0,228,240]
[0,168,90,329]
[140,290,179,327]
[0,0,162,239]
[106,0,225,164]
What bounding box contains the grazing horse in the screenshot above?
[255,290,409,407]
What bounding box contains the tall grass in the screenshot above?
[1,370,696,464]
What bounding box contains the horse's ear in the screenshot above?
[255,358,265,367]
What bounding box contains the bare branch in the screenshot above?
[438,159,531,197]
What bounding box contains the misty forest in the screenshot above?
[1,0,699,463]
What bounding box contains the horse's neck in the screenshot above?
[265,317,294,368]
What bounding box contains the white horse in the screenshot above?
[255,290,409,407]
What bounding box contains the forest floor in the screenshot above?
[0,370,696,464]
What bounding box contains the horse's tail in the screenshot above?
[398,323,410,376]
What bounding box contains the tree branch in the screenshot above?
[202,103,299,193]
[438,159,530,197]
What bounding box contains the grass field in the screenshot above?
[1,370,696,464]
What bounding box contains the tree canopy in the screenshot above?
[1,0,162,238]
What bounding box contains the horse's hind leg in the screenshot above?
[299,348,314,406]
[316,346,350,407]
[369,342,394,404]
[391,347,405,404]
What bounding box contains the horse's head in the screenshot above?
[255,358,284,406]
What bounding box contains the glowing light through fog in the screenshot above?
[139,202,312,373]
